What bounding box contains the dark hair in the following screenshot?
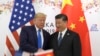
[55,14,68,21]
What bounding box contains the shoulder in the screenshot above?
[51,32,58,36]
[21,25,35,31]
[67,29,79,35]
[42,29,50,35]
[22,25,34,29]
[67,29,80,37]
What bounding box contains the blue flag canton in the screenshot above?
[9,0,35,32]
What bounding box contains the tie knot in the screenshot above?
[38,29,41,32]
[60,32,62,36]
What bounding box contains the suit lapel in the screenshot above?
[42,30,46,48]
[59,29,70,46]
[54,32,60,47]
[56,32,59,46]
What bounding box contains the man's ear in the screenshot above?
[32,18,36,24]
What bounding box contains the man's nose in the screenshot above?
[41,20,45,23]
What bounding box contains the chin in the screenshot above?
[58,29,62,32]
[40,27,43,29]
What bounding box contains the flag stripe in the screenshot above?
[5,45,12,56]
[12,31,20,45]
[7,29,19,50]
[16,28,21,37]
[6,36,15,56]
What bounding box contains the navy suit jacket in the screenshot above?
[20,25,50,53]
[49,29,81,56]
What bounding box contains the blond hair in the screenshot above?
[34,12,46,18]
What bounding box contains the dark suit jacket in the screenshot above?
[20,25,50,53]
[49,29,81,56]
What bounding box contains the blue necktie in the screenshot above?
[58,33,62,46]
[37,29,42,48]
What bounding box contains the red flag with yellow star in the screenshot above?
[61,0,92,56]
[34,49,54,56]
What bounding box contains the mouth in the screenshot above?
[40,24,44,27]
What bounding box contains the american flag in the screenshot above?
[9,0,35,32]
[5,0,35,56]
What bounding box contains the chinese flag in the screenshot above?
[61,0,92,56]
[34,49,54,56]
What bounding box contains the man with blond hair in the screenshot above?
[19,12,50,56]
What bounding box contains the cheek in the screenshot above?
[56,24,61,28]
[36,21,41,25]
[56,23,59,27]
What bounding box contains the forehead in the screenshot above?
[56,18,63,22]
[55,18,67,23]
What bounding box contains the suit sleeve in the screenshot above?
[20,27,38,53]
[73,33,81,56]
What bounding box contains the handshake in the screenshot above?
[22,49,54,56]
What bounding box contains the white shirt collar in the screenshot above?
[59,28,67,38]
[35,25,42,31]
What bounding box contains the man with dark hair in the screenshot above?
[49,14,81,56]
